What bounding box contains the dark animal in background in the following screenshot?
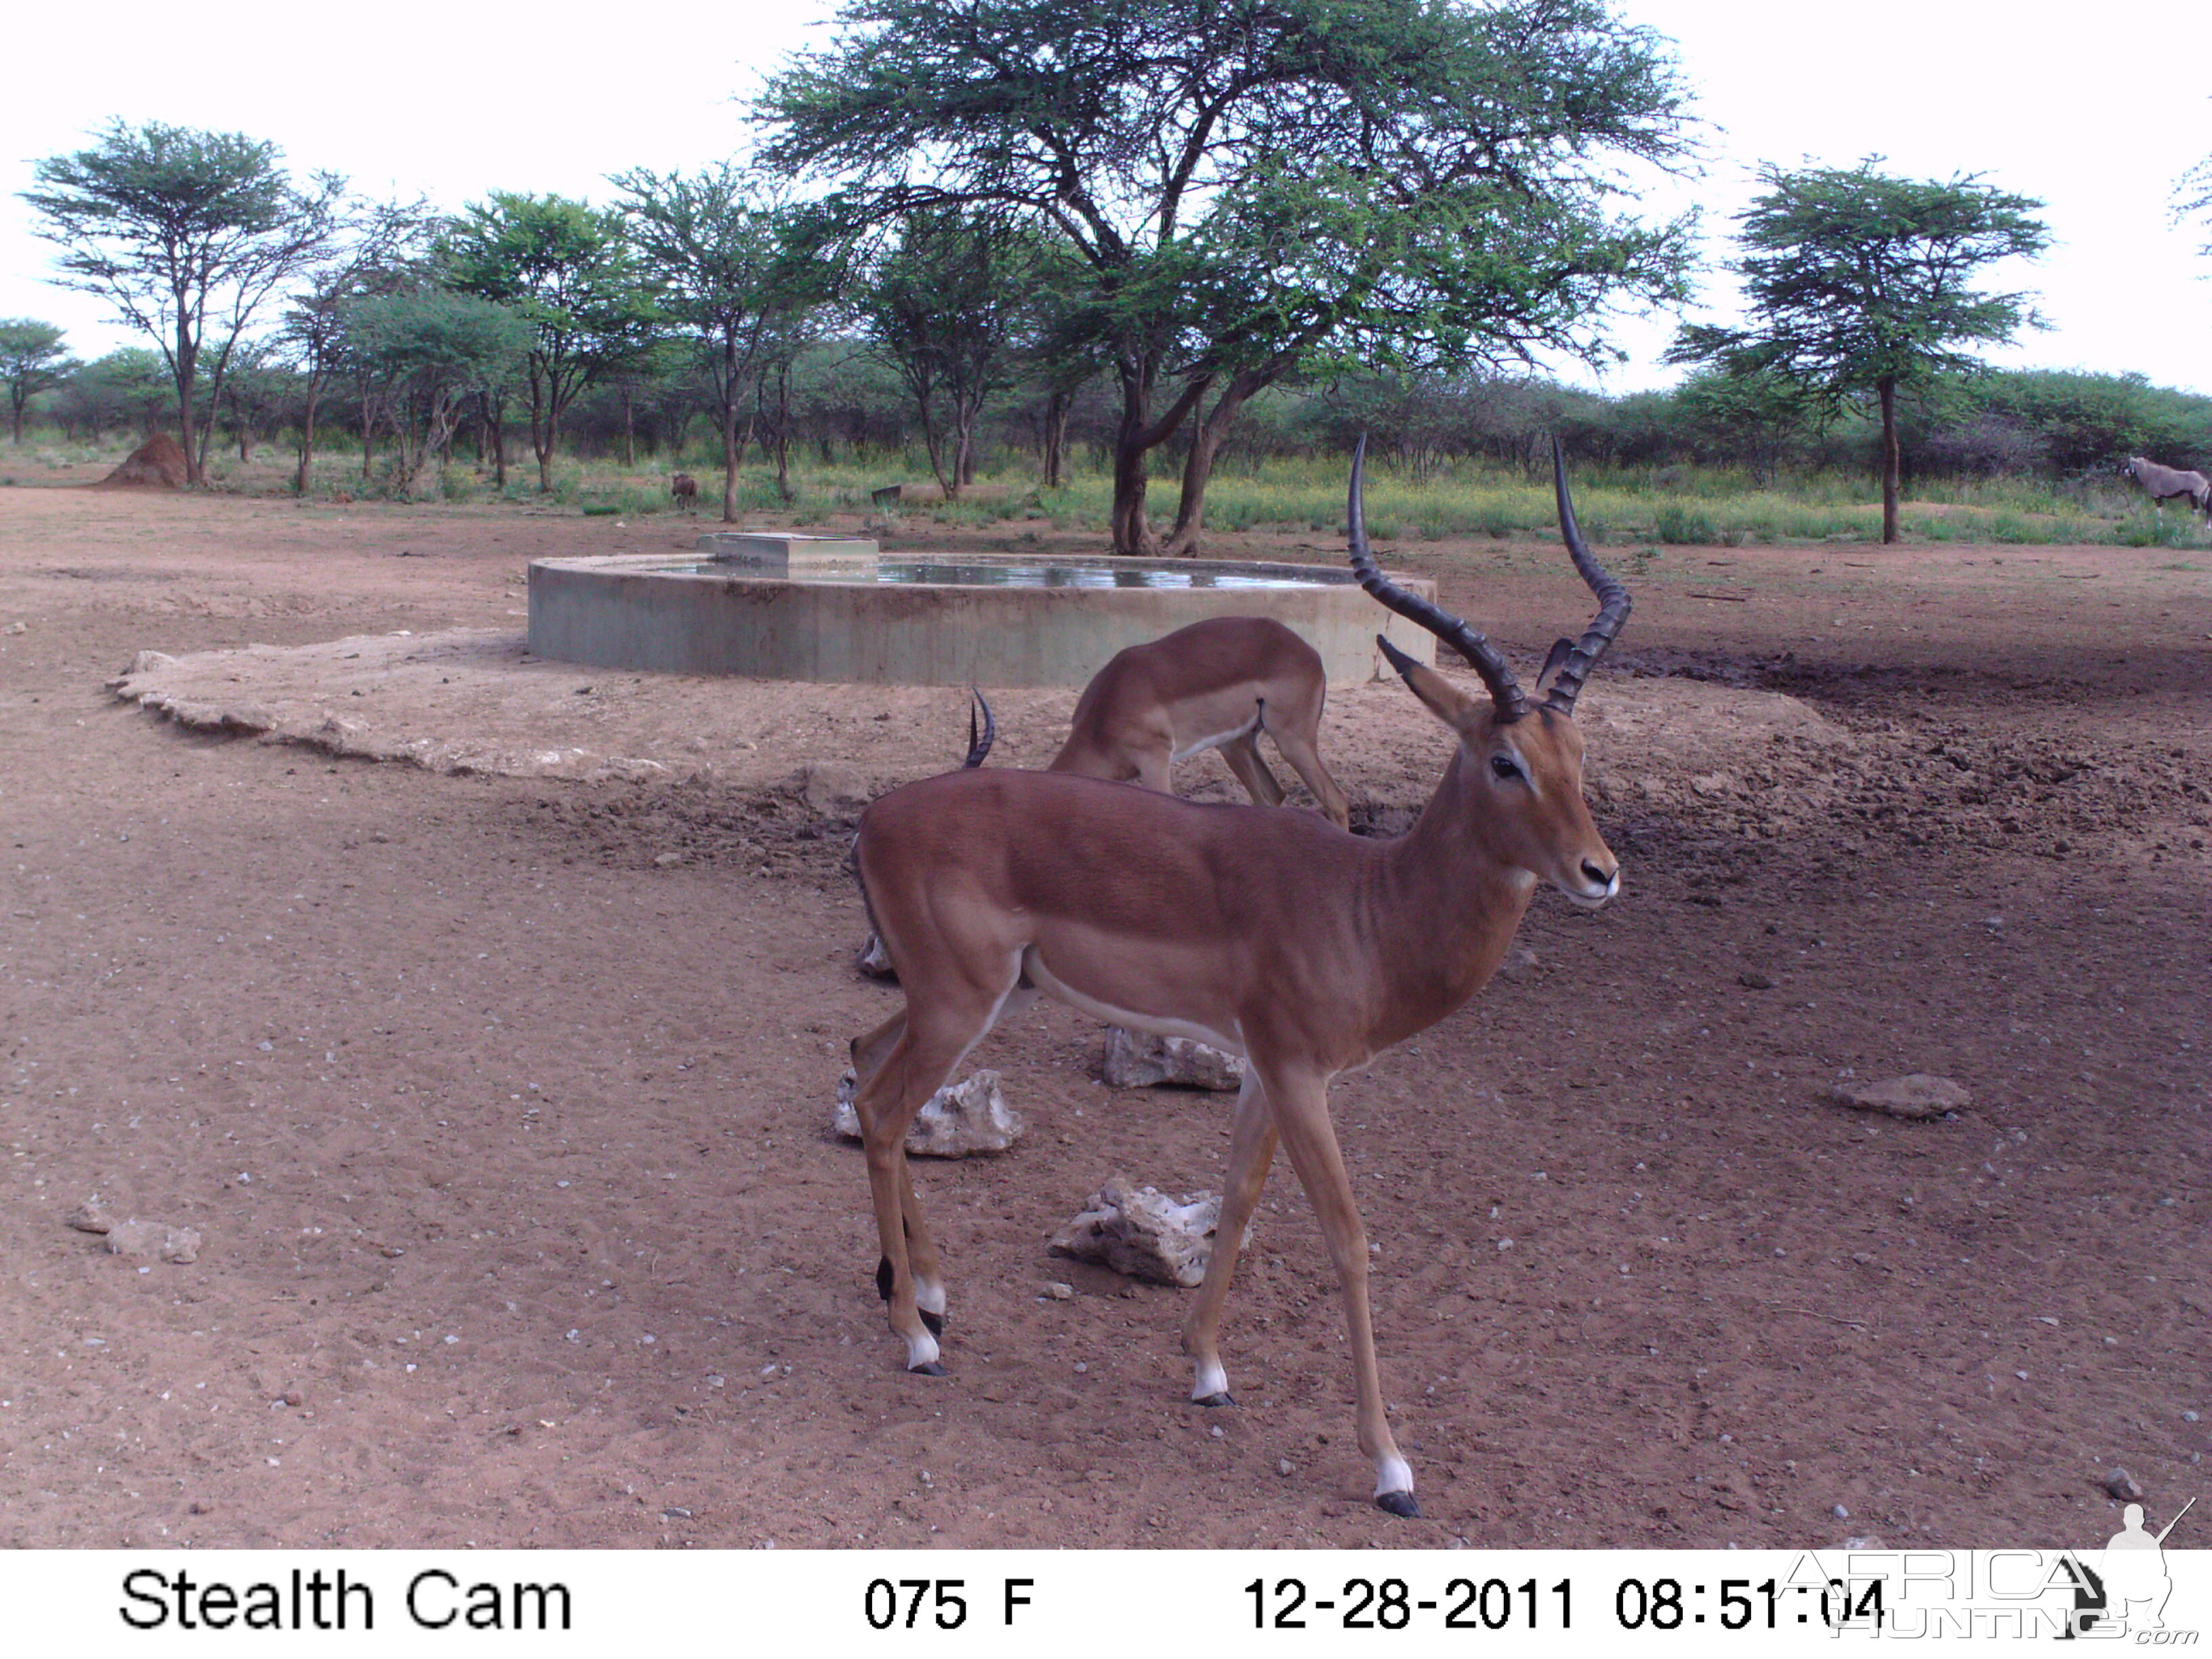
[670,474,699,512]
[2121,457,2210,518]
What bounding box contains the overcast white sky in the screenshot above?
[3,0,2208,396]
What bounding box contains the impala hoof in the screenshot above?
[1194,1391,1235,1408]
[1375,1490,1420,1519]
[908,1360,948,1377]
[920,1307,945,1337]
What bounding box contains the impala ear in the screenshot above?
[1377,634,1481,731]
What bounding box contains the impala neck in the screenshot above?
[1370,747,1541,1044]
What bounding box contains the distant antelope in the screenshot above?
[1048,617,1353,829]
[2121,457,2209,518]
[670,473,699,512]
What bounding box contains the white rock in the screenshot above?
[1100,1028,1244,1091]
[833,1068,1023,1157]
[1823,1073,1970,1121]
[1493,942,1539,983]
[104,1220,202,1264]
[856,932,896,979]
[1048,1177,1251,1288]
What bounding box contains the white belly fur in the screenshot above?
[1021,946,1244,1056]
[1169,710,1261,766]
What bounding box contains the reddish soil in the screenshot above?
[1,476,2207,1551]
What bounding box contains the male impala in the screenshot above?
[1048,616,1353,828]
[846,439,1629,1516]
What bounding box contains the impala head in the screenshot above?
[1349,436,1629,908]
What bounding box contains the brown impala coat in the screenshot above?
[1048,615,1353,828]
[844,437,1624,1519]
[858,720,1593,1073]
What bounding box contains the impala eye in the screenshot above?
[1490,754,1523,782]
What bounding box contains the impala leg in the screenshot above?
[853,1012,984,1374]
[851,1010,905,1086]
[853,1011,947,1330]
[1220,733,1288,808]
[1182,1067,1277,1406]
[1265,723,1352,830]
[1262,1063,1417,1518]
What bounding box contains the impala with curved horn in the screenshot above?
[844,436,1629,1516]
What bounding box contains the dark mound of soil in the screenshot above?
[95,433,188,489]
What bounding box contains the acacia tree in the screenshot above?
[760,0,1694,552]
[1670,366,1824,485]
[21,121,345,485]
[859,209,1041,496]
[53,348,170,443]
[0,320,79,443]
[441,193,659,492]
[2176,152,2212,257]
[610,166,825,520]
[280,198,436,493]
[1667,160,2047,544]
[340,290,533,497]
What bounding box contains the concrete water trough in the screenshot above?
[526,534,1439,688]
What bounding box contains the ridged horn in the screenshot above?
[1542,437,1631,716]
[962,689,994,769]
[1346,436,1529,722]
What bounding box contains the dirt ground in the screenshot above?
[1,468,2207,1552]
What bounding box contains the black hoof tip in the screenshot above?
[1194,1391,1235,1408]
[920,1307,945,1337]
[875,1256,893,1303]
[908,1360,947,1377]
[1375,1490,1420,1519]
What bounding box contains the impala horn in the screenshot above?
[962,689,995,769]
[1540,436,1631,716]
[1347,436,1530,723]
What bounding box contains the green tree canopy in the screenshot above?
[1667,159,2048,542]
[279,197,438,492]
[440,192,661,491]
[858,209,1044,497]
[20,121,345,484]
[610,166,830,518]
[758,0,1697,552]
[0,319,81,443]
[340,289,533,497]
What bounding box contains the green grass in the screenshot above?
[19,430,2205,550]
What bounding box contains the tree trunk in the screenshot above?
[528,367,554,493]
[1162,371,1267,557]
[295,379,323,495]
[1042,388,1070,489]
[1879,376,1901,545]
[170,295,203,487]
[1109,354,1155,553]
[621,384,636,468]
[487,392,508,490]
[919,392,949,497]
[720,393,740,525]
[10,392,25,444]
[773,363,794,504]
